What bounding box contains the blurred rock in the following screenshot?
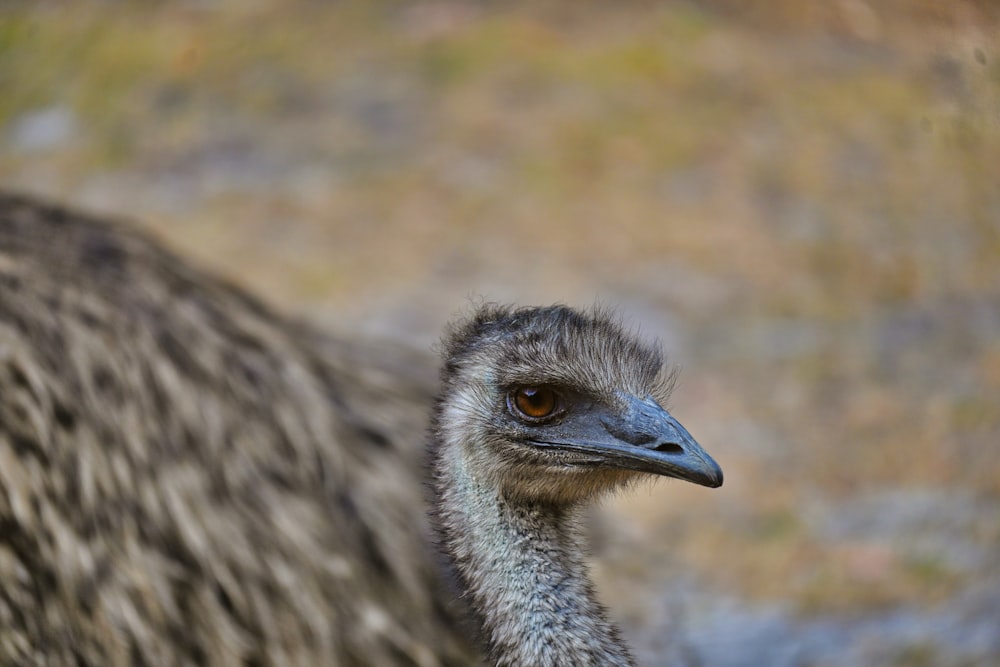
[9,105,77,152]
[803,488,995,573]
[632,580,1000,667]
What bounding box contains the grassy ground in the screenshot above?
[2,1,999,664]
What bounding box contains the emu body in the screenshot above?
[0,193,476,666]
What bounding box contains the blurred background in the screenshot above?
[2,1,998,664]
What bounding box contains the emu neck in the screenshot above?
[433,448,635,667]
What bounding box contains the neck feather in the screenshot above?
[431,435,635,667]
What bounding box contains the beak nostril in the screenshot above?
[652,442,683,454]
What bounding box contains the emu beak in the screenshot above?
[529,394,723,488]
[601,395,723,488]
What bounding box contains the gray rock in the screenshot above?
[9,105,77,152]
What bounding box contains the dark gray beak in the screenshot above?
[528,394,723,488]
[599,394,723,488]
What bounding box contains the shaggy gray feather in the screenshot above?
[0,193,478,666]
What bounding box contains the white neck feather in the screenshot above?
[433,431,635,667]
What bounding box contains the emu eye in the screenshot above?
[509,387,558,421]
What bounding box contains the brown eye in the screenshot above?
[510,387,558,421]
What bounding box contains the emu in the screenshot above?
[430,305,722,666]
[0,192,721,666]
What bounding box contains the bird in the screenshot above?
[0,192,477,666]
[0,191,722,667]
[429,304,722,667]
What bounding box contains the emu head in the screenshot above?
[434,305,723,506]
